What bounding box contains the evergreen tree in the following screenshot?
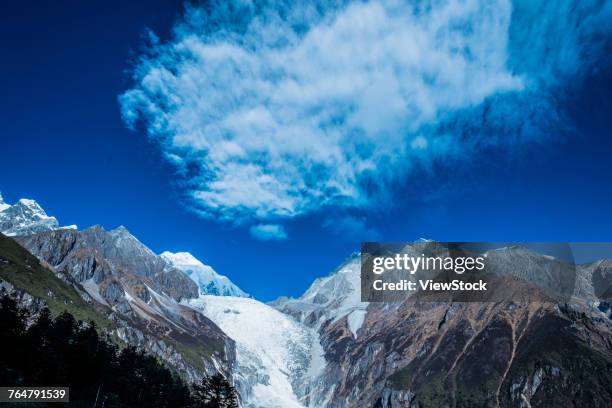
[0,296,28,384]
[0,294,226,407]
[193,373,239,408]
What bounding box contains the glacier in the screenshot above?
[186,295,325,408]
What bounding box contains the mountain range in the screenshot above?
[0,193,611,407]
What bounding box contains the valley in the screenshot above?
[1,193,611,407]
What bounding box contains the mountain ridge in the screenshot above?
[0,199,238,384]
[162,251,248,298]
[1,194,612,407]
[0,193,76,236]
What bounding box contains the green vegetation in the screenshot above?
[0,234,227,385]
[0,296,239,407]
[0,234,111,330]
[174,339,215,372]
[388,365,451,407]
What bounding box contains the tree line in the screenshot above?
[0,295,239,407]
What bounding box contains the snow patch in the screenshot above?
[347,309,367,338]
[295,254,369,330]
[0,193,9,212]
[162,251,248,297]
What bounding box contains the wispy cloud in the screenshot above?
[120,0,612,232]
[249,224,288,241]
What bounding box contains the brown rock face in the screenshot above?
[16,226,198,301]
[304,301,612,408]
[12,227,235,383]
[275,249,612,408]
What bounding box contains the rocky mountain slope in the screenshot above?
[273,245,612,408]
[0,233,111,330]
[0,195,240,383]
[12,226,235,382]
[2,194,611,407]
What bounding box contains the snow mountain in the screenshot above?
[3,193,612,407]
[162,251,248,298]
[0,193,76,236]
[186,295,324,408]
[271,253,369,337]
[271,243,612,408]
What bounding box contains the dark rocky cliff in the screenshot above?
[1,231,236,383]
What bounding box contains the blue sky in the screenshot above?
[1,0,612,301]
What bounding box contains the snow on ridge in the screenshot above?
[162,251,249,298]
[347,310,367,338]
[17,198,42,208]
[0,195,76,236]
[301,254,368,325]
[161,251,201,267]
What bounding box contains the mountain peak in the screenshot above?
[109,226,145,245]
[162,251,249,298]
[161,251,202,267]
[16,198,43,209]
[0,195,71,236]
[111,225,132,235]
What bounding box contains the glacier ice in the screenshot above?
[186,295,325,408]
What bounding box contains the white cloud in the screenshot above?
[249,224,288,241]
[120,0,611,229]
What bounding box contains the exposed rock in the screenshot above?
[0,278,47,325]
[376,388,415,408]
[16,226,198,302]
[273,244,612,408]
[5,228,234,383]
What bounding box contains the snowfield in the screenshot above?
[273,254,369,337]
[186,295,325,408]
[162,251,249,297]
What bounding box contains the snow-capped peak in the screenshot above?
[161,251,249,298]
[0,195,76,236]
[16,198,44,210]
[271,253,369,338]
[112,225,131,234]
[162,251,202,267]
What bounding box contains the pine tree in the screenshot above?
[193,373,239,408]
[225,386,239,408]
[1,294,240,407]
